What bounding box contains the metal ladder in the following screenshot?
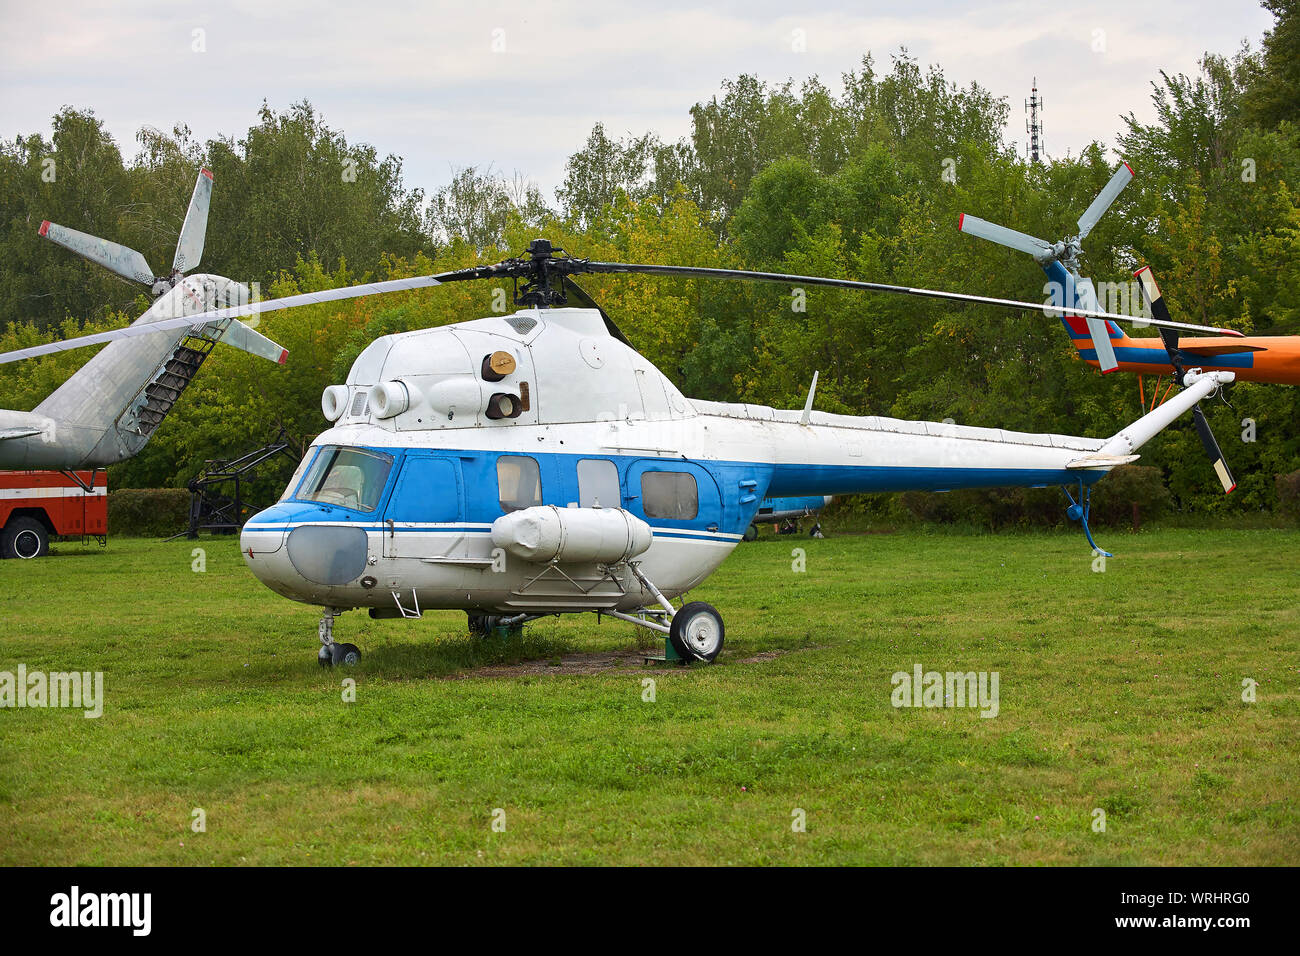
[123,327,222,437]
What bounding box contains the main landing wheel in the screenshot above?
[320,643,361,666]
[742,523,758,541]
[669,602,725,663]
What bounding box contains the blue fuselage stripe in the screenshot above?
[252,447,1094,538]
[1075,345,1256,369]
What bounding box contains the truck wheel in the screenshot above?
[2,517,49,559]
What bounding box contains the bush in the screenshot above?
[1276,470,1300,523]
[1088,465,1172,527]
[107,488,191,538]
[896,486,1064,530]
[889,465,1170,530]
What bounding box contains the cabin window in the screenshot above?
[497,455,542,513]
[577,459,620,509]
[641,471,698,520]
[296,446,393,512]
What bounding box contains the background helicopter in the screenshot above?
[744,493,832,540]
[2,236,1243,665]
[0,168,286,472]
[960,163,1300,435]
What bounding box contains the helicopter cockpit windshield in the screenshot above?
[295,446,393,512]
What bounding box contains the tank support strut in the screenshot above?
[616,563,685,663]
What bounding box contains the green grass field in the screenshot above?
[1,527,1296,865]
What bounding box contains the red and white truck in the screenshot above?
[0,470,107,559]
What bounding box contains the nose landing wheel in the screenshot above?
[317,608,361,667]
[318,643,361,667]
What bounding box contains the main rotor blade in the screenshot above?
[0,269,481,365]
[38,221,155,286]
[958,214,1054,257]
[1076,162,1134,242]
[574,261,1244,338]
[173,167,213,274]
[3,250,1245,367]
[561,277,634,349]
[1193,405,1236,494]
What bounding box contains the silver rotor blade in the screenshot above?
[173,167,213,274]
[39,221,154,285]
[958,214,1054,257]
[1076,162,1134,242]
[0,272,460,365]
[1072,276,1119,372]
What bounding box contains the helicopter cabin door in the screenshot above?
[624,459,723,535]
[381,453,465,560]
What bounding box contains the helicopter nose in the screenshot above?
[283,524,369,585]
[240,507,370,598]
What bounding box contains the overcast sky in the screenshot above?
[0,0,1277,205]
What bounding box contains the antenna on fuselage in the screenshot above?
[799,370,819,426]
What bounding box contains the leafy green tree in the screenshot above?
[425,166,549,250]
[1248,0,1300,128]
[0,108,138,325]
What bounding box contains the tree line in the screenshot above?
[1,2,1298,524]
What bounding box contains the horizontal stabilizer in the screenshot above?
[1065,454,1140,469]
[0,426,44,441]
[0,409,56,441]
[1175,342,1267,357]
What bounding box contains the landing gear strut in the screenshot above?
[602,563,726,663]
[317,608,361,667]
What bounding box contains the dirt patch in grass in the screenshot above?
[446,646,794,679]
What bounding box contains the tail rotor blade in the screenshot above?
[1192,405,1236,494]
[1076,162,1134,242]
[958,214,1054,258]
[1136,266,1189,379]
[38,220,155,286]
[173,167,213,274]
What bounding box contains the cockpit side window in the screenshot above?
[279,448,319,502]
[497,455,542,513]
[296,446,394,512]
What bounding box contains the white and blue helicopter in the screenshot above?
[5,234,1243,665]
